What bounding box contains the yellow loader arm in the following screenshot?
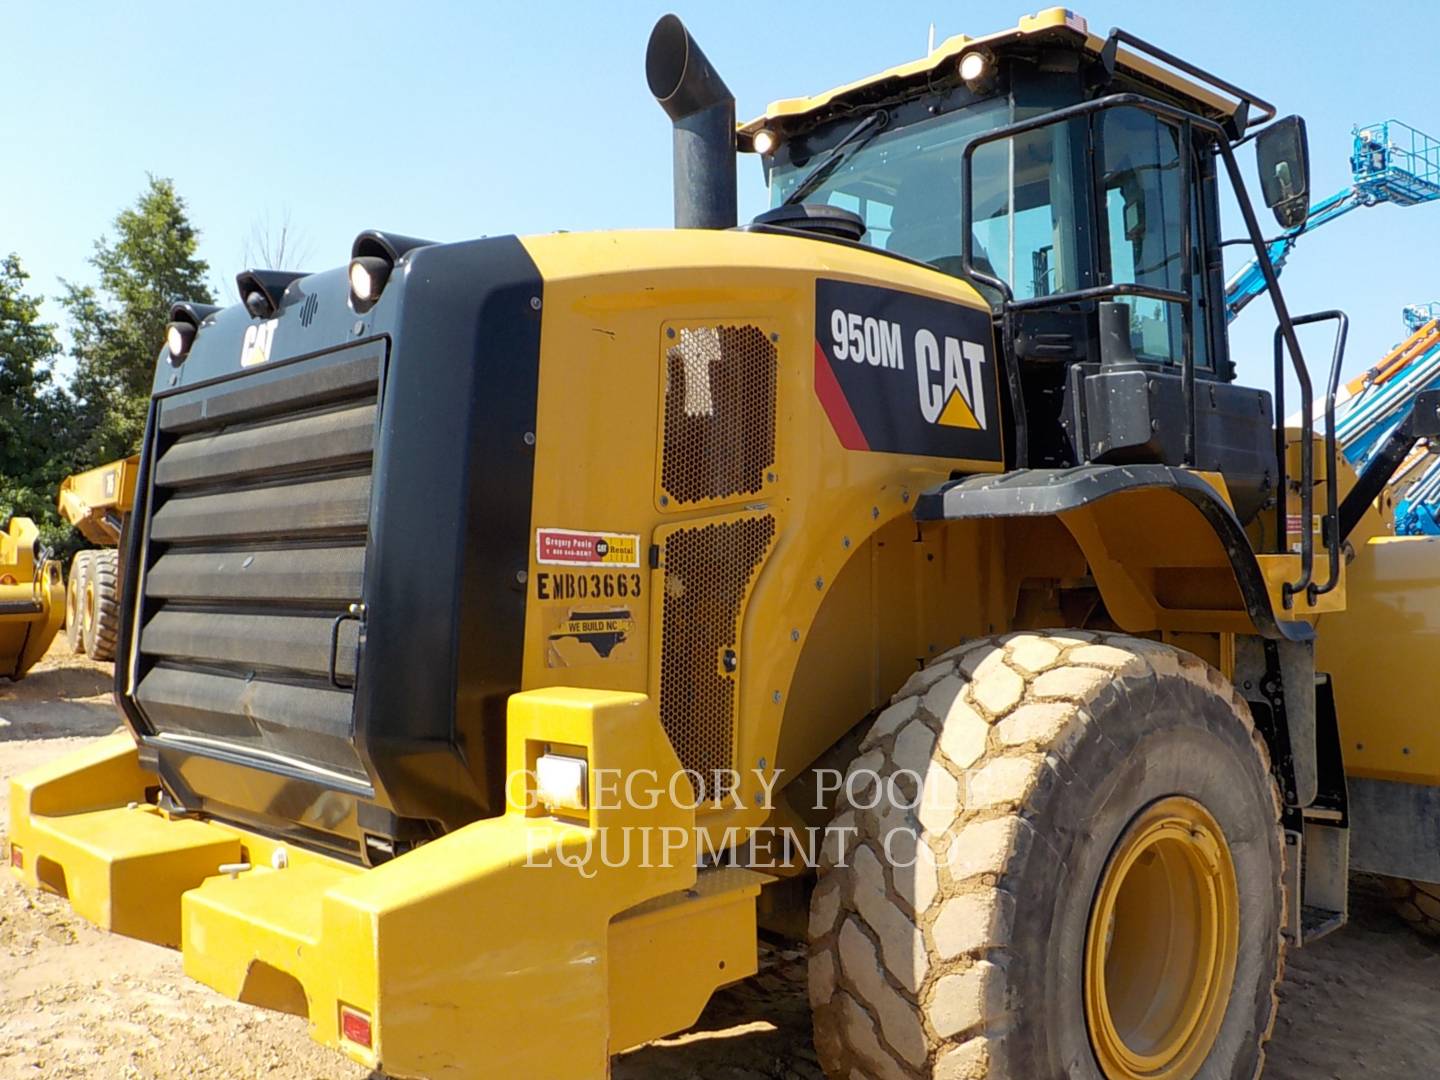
[56,455,138,547]
[0,517,64,680]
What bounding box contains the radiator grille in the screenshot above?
[660,325,776,506]
[658,514,775,802]
[131,342,382,779]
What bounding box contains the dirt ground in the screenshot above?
[3,642,1440,1079]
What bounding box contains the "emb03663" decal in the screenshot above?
[813,279,1002,461]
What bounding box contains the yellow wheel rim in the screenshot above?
[1085,796,1239,1080]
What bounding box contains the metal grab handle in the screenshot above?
[1310,312,1349,600]
[1273,311,1348,608]
[328,602,366,690]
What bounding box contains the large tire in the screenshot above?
[809,630,1285,1080]
[1381,876,1440,938]
[65,551,94,653]
[82,549,120,662]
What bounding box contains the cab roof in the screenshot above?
[739,8,1262,142]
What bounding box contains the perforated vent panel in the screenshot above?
[659,514,776,802]
[661,325,777,506]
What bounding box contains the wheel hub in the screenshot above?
[1085,796,1239,1080]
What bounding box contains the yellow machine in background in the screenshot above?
[12,9,1440,1080]
[55,455,137,661]
[0,517,63,680]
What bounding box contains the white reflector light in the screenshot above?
[536,753,588,813]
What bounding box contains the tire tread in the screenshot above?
[809,630,1286,1079]
[83,549,120,662]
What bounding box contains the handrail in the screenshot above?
[960,92,1316,508]
[1003,281,1189,313]
[959,252,1026,466]
[1311,311,1349,599]
[1099,27,1277,138]
[1273,311,1348,606]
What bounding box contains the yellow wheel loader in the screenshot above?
[9,9,1440,1078]
[56,454,138,661]
[0,516,63,680]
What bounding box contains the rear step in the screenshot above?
[1284,810,1352,946]
[1301,904,1347,943]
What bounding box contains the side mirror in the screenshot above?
[1256,115,1310,229]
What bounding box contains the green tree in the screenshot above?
[64,175,213,462]
[0,253,74,546]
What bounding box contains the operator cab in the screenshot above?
[762,66,1217,372]
[743,9,1318,524]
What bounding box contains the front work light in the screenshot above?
[165,321,196,363]
[752,128,778,155]
[959,49,995,90]
[349,256,391,309]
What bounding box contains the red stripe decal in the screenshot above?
[813,341,869,451]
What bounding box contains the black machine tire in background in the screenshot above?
[808,631,1285,1079]
[1382,877,1440,938]
[83,550,120,662]
[65,551,93,653]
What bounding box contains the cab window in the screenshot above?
[971,119,1084,300]
[769,98,1010,273]
[1100,107,1209,368]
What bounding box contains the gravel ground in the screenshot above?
[3,641,1439,1078]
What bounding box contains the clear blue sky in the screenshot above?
[5,2,1437,392]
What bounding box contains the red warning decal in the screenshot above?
[535,528,641,567]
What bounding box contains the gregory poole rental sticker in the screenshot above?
[535,528,641,567]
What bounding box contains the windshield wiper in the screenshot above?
[782,111,890,207]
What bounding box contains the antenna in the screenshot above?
[927,23,936,52]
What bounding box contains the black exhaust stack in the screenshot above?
[646,14,737,230]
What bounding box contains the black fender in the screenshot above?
[915,464,1311,643]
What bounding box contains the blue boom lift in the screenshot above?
[1334,306,1440,534]
[1334,310,1440,471]
[1256,123,1440,531]
[1405,302,1440,333]
[1226,120,1440,320]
